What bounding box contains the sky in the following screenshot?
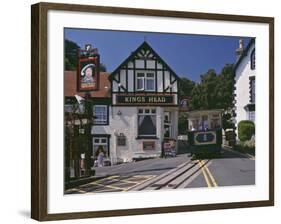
[65,28,251,82]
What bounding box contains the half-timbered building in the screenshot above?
[105,41,180,162]
[65,41,180,167]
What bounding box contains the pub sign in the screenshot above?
[116,95,174,105]
[77,45,100,91]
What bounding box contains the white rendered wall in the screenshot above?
[91,106,179,162]
[234,44,256,126]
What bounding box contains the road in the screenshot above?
[65,147,255,194]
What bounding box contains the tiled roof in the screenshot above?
[64,71,111,98]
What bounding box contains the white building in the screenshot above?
[234,38,256,127]
[90,41,180,163]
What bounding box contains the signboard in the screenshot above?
[77,57,99,91]
[178,135,188,141]
[116,95,174,105]
[143,141,155,150]
[194,131,216,145]
[163,139,176,157]
[179,97,191,111]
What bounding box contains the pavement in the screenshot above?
[65,147,255,194]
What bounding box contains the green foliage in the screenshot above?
[235,138,255,154]
[178,113,188,134]
[65,39,80,70]
[177,64,235,133]
[178,77,196,98]
[244,138,255,149]
[99,63,107,72]
[189,64,234,111]
[64,39,107,72]
[222,112,235,130]
[238,120,255,141]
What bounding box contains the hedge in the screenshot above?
[238,120,255,141]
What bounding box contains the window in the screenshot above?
[93,137,109,158]
[201,115,208,130]
[64,104,74,113]
[210,114,221,129]
[164,112,172,138]
[248,111,255,122]
[117,134,126,146]
[93,105,108,125]
[251,49,256,70]
[136,72,155,91]
[250,77,255,103]
[146,73,155,91]
[136,73,145,90]
[138,108,156,137]
[211,119,220,129]
[190,119,199,131]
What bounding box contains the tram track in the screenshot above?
[130,159,213,190]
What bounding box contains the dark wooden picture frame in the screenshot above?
[31,2,274,221]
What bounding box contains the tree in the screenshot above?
[65,39,80,70]
[177,77,195,135]
[178,113,188,134]
[178,77,195,98]
[216,64,235,110]
[64,39,107,72]
[189,64,234,111]
[99,63,107,72]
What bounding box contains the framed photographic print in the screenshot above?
[31,2,274,221]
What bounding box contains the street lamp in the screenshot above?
[75,92,97,177]
[64,93,97,181]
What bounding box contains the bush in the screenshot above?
[244,137,255,149]
[238,120,255,141]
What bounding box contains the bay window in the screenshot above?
[138,108,156,137]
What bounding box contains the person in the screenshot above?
[95,146,105,167]
[82,65,94,84]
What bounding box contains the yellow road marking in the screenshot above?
[77,175,120,188]
[111,178,139,184]
[92,188,122,193]
[203,162,218,187]
[124,175,157,191]
[66,188,87,194]
[89,182,125,190]
[89,175,157,192]
[95,175,120,183]
[199,161,212,187]
[199,160,218,187]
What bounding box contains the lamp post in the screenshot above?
[83,92,95,176]
[64,107,82,181]
[75,92,97,177]
[64,93,97,181]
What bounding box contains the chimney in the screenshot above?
[235,38,244,61]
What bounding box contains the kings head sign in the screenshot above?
[77,45,100,92]
[116,95,174,105]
